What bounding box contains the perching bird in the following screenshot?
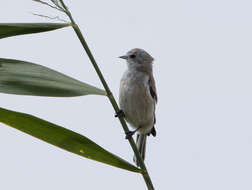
[118,48,157,166]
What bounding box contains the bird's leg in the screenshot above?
[125,126,141,139]
[115,109,125,117]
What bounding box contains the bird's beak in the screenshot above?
[119,55,128,60]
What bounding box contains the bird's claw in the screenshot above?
[115,109,125,118]
[125,131,135,139]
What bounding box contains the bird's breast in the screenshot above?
[119,71,155,132]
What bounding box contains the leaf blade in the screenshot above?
[0,107,141,173]
[0,23,71,39]
[0,58,106,97]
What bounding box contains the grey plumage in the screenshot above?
[119,48,157,166]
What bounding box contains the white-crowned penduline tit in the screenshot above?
[117,48,157,166]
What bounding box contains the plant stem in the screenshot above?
[59,1,155,189]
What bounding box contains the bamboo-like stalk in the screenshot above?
[58,1,155,189]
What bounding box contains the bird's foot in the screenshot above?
[125,126,141,139]
[125,131,136,139]
[115,109,125,118]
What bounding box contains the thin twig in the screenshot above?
[50,0,65,10]
[50,0,60,7]
[57,0,68,11]
[31,12,68,22]
[32,0,64,12]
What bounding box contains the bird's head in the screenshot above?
[119,48,154,72]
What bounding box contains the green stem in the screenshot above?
[59,1,155,189]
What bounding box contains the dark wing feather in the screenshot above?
[148,74,158,103]
[148,73,157,137]
[149,86,157,103]
[150,126,157,136]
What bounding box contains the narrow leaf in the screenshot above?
[0,107,141,173]
[0,23,71,39]
[0,58,106,97]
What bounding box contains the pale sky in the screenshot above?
[1,0,252,189]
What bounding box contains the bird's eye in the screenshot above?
[129,54,136,59]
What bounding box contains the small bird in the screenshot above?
[118,48,157,166]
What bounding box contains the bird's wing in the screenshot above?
[148,73,158,103]
[148,72,157,137]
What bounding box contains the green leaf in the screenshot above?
[0,107,142,173]
[0,58,106,97]
[0,23,71,39]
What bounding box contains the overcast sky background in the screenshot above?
[0,0,252,189]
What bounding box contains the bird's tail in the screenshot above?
[134,134,147,166]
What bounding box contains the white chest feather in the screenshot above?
[119,70,155,134]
